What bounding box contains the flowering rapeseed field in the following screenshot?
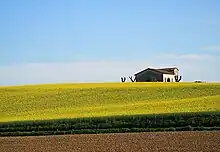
[0,82,220,122]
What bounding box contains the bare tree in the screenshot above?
[174,75,182,82]
[121,77,126,82]
[129,76,136,82]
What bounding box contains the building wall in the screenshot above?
[174,68,179,76]
[162,74,176,82]
[135,70,163,82]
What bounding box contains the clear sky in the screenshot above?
[0,0,220,85]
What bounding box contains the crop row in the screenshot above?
[1,112,220,136]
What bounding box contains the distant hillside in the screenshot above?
[1,82,220,122]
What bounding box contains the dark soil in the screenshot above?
[1,131,220,152]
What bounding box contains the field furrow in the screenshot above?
[1,131,220,152]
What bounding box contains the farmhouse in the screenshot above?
[134,67,181,82]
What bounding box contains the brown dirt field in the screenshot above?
[1,131,220,152]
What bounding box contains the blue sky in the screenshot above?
[0,0,220,85]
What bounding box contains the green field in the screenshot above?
[1,82,220,122]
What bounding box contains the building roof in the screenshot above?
[158,67,179,71]
[134,67,178,76]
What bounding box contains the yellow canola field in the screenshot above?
[0,82,220,122]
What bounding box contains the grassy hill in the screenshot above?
[1,82,220,122]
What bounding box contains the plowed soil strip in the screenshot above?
[1,131,220,152]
